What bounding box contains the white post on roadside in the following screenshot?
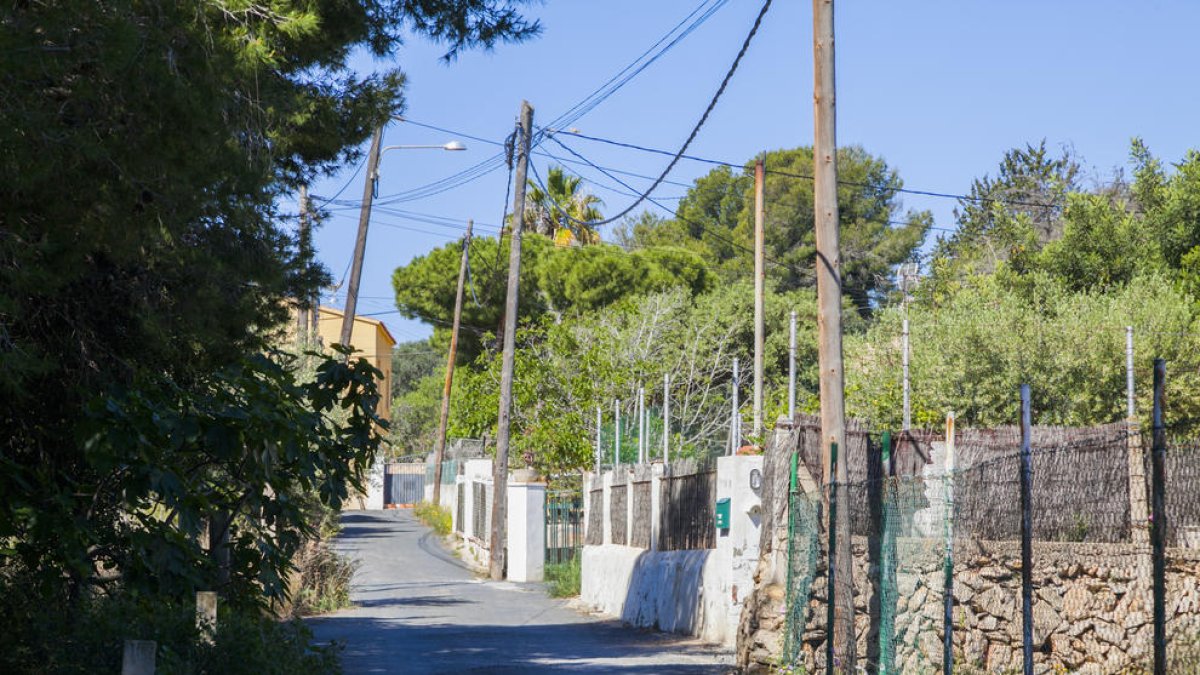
[730,358,740,455]
[614,399,621,466]
[595,406,602,472]
[638,384,646,464]
[788,309,797,421]
[663,373,671,465]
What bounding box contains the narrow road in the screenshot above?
[308,510,733,674]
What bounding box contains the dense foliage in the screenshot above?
[392,141,1200,471]
[391,235,713,361]
[616,146,932,312]
[1,0,539,667]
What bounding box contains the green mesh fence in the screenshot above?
[778,422,1195,675]
[783,488,821,667]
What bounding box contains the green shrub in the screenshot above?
[0,588,341,674]
[544,557,581,598]
[413,501,452,536]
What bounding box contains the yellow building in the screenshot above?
[291,306,396,421]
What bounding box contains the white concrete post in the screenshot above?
[505,478,546,582]
[730,358,740,455]
[663,374,671,464]
[1126,325,1136,420]
[638,385,646,464]
[788,310,797,420]
[595,406,602,472]
[122,640,156,675]
[614,399,621,465]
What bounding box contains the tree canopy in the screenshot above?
[0,0,539,614]
[618,146,931,313]
[391,235,713,360]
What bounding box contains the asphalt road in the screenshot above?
[307,509,733,674]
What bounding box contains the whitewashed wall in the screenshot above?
[579,455,764,647]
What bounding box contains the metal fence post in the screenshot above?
[943,413,956,675]
[879,432,896,675]
[826,441,838,675]
[1019,384,1034,675]
[866,433,884,674]
[1151,358,1167,675]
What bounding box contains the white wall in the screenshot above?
[578,455,764,648]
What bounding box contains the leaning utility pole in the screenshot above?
[431,220,474,507]
[490,101,534,581]
[753,155,766,440]
[339,126,385,349]
[812,0,853,669]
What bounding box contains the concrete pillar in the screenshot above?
[506,479,546,582]
[121,640,156,675]
[196,591,217,644]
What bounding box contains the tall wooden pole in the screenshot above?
[490,101,533,581]
[339,126,385,350]
[432,219,474,506]
[813,0,853,668]
[753,156,766,439]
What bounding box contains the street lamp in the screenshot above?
[338,131,468,349]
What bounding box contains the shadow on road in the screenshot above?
[308,615,731,674]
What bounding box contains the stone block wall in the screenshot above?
[744,537,1200,674]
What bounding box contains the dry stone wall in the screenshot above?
[742,536,1200,674]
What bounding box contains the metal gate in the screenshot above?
[383,460,425,507]
[544,491,584,565]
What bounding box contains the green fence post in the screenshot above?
[879,431,896,675]
[1151,359,1166,675]
[826,441,838,675]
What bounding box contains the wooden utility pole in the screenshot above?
[812,0,854,669]
[431,219,474,506]
[297,185,312,343]
[339,126,385,350]
[490,101,534,581]
[753,156,766,439]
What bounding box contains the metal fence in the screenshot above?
[779,408,1200,674]
[455,481,466,533]
[470,481,489,547]
[658,460,716,552]
[383,461,425,506]
[586,480,604,546]
[545,491,584,565]
[610,476,628,546]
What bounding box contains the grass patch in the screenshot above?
[544,556,581,598]
[291,541,357,616]
[413,501,452,536]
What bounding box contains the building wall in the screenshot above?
[290,306,394,420]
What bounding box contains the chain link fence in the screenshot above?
[779,416,1200,674]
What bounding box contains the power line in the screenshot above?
[558,130,1065,212]
[535,0,775,227]
[325,1,730,212]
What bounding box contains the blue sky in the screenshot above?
[306,0,1200,344]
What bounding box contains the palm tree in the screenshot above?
[524,166,603,245]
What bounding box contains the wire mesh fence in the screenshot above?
[779,418,1200,675]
